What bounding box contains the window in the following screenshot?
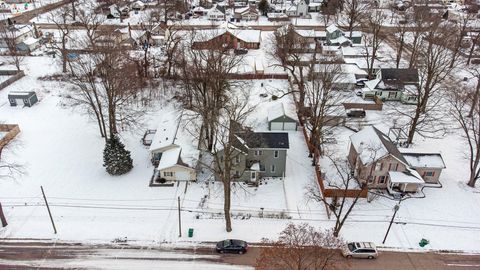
[254,150,263,156]
[251,172,256,179]
[425,171,435,177]
[378,176,386,184]
[164,172,174,177]
[274,150,279,158]
[375,163,382,171]
[235,170,240,177]
[271,165,276,173]
[235,155,240,164]
[367,175,374,183]
[260,164,265,171]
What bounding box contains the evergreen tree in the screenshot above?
[258,0,270,16]
[103,135,133,175]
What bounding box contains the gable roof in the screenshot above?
[326,25,341,34]
[380,69,419,83]
[157,146,181,170]
[236,132,289,149]
[215,4,226,14]
[350,126,407,165]
[267,103,297,122]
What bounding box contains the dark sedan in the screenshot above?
[216,239,248,254]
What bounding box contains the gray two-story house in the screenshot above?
[217,132,289,182]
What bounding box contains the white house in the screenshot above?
[286,0,308,16]
[207,4,226,21]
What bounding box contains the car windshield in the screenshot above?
[347,243,356,251]
[223,240,231,247]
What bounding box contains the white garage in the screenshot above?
[268,103,298,131]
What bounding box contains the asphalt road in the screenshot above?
[0,241,480,270]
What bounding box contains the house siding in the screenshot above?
[412,167,443,184]
[356,155,408,188]
[159,165,196,181]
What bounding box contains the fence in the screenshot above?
[343,96,383,111]
[0,70,25,91]
[226,73,288,80]
[0,124,20,150]
[292,79,367,199]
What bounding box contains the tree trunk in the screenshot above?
[467,41,476,66]
[223,180,232,232]
[468,77,480,118]
[407,106,422,144]
[396,38,404,69]
[467,174,477,188]
[0,202,7,227]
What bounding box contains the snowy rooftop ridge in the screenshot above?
[401,152,446,169]
[157,146,182,171]
[267,103,296,122]
[350,126,407,165]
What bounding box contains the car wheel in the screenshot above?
[346,255,352,259]
[368,256,374,259]
[238,250,244,254]
[219,250,224,254]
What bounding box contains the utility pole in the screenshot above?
[382,202,400,244]
[41,186,57,234]
[0,202,8,227]
[177,196,182,237]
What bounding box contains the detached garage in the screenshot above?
[268,103,298,131]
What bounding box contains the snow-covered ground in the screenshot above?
[0,42,480,254]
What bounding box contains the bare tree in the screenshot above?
[0,25,24,71]
[405,24,455,144]
[269,25,311,111]
[449,12,473,68]
[394,18,408,68]
[176,31,244,151]
[343,0,366,38]
[0,138,23,180]
[162,24,183,78]
[205,88,255,232]
[308,158,365,237]
[306,62,345,162]
[467,31,480,66]
[48,5,72,73]
[67,42,145,141]
[362,10,385,79]
[450,88,480,187]
[256,223,343,270]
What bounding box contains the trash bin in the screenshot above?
[419,238,429,247]
[188,228,194,238]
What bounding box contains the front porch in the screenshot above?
[387,171,424,195]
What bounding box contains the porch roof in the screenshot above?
[389,171,424,184]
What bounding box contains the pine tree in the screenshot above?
[103,135,133,175]
[258,0,269,16]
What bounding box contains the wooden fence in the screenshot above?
[0,70,25,91]
[291,78,367,199]
[0,124,20,150]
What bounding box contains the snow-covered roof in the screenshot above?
[295,29,316,38]
[329,35,350,45]
[340,64,367,75]
[149,110,182,152]
[401,152,446,169]
[326,25,340,33]
[389,171,424,184]
[350,126,407,165]
[156,146,181,170]
[21,37,39,46]
[267,103,296,122]
[364,78,380,90]
[193,29,260,43]
[341,46,371,57]
[335,73,357,84]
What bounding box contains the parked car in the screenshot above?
[342,242,378,259]
[234,48,248,55]
[355,78,368,88]
[216,239,248,254]
[346,109,366,118]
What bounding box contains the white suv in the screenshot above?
[342,242,378,259]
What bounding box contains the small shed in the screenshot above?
[8,91,38,107]
[268,103,298,131]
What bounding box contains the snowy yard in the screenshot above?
[0,55,479,254]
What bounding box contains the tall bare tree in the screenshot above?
[48,5,72,73]
[256,223,343,270]
[269,25,311,111]
[450,88,480,187]
[306,62,345,162]
[0,25,24,71]
[343,0,366,38]
[449,12,473,68]
[405,24,455,144]
[207,88,255,232]
[308,158,365,237]
[362,10,385,79]
[394,18,408,68]
[176,31,244,151]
